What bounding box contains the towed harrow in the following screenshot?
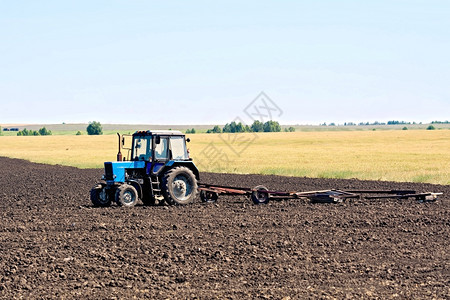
[198,183,443,204]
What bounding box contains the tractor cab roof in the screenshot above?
[133,130,184,137]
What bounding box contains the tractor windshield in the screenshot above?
[133,136,152,161]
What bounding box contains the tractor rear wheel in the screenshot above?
[162,167,198,205]
[251,185,269,204]
[115,184,139,207]
[90,184,112,207]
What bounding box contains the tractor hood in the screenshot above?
[104,161,146,183]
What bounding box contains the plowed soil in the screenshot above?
[0,157,448,299]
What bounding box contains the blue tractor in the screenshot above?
[90,130,199,207]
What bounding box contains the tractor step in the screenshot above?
[151,176,162,195]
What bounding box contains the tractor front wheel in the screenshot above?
[115,184,139,207]
[90,184,112,207]
[162,167,198,205]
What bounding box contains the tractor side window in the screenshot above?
[170,136,188,160]
[155,137,169,160]
[134,137,151,161]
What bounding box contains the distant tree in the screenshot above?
[87,121,103,135]
[426,125,435,130]
[288,126,296,132]
[0,126,2,136]
[222,123,231,133]
[223,121,246,133]
[76,131,83,135]
[402,127,408,130]
[263,121,281,132]
[186,128,196,134]
[235,122,245,133]
[206,125,222,133]
[38,127,52,136]
[212,125,222,133]
[226,122,236,133]
[251,120,264,132]
[329,123,336,126]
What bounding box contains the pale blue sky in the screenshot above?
[1,1,449,125]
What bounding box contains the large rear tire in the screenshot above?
[162,167,198,205]
[90,184,112,207]
[115,184,139,207]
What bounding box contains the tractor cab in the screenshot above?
[129,130,195,178]
[131,130,189,163]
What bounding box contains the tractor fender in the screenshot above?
[161,161,200,180]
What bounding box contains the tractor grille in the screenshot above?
[104,162,114,180]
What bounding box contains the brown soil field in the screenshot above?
[0,157,448,299]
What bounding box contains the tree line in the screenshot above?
[17,127,52,136]
[325,120,445,126]
[13,121,104,136]
[202,120,295,134]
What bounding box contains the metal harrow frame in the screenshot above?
[198,183,443,204]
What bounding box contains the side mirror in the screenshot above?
[186,138,191,143]
[155,136,161,144]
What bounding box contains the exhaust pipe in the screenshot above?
[117,133,123,161]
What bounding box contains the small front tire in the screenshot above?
[115,184,139,207]
[90,184,112,207]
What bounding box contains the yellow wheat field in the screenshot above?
[0,130,448,185]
